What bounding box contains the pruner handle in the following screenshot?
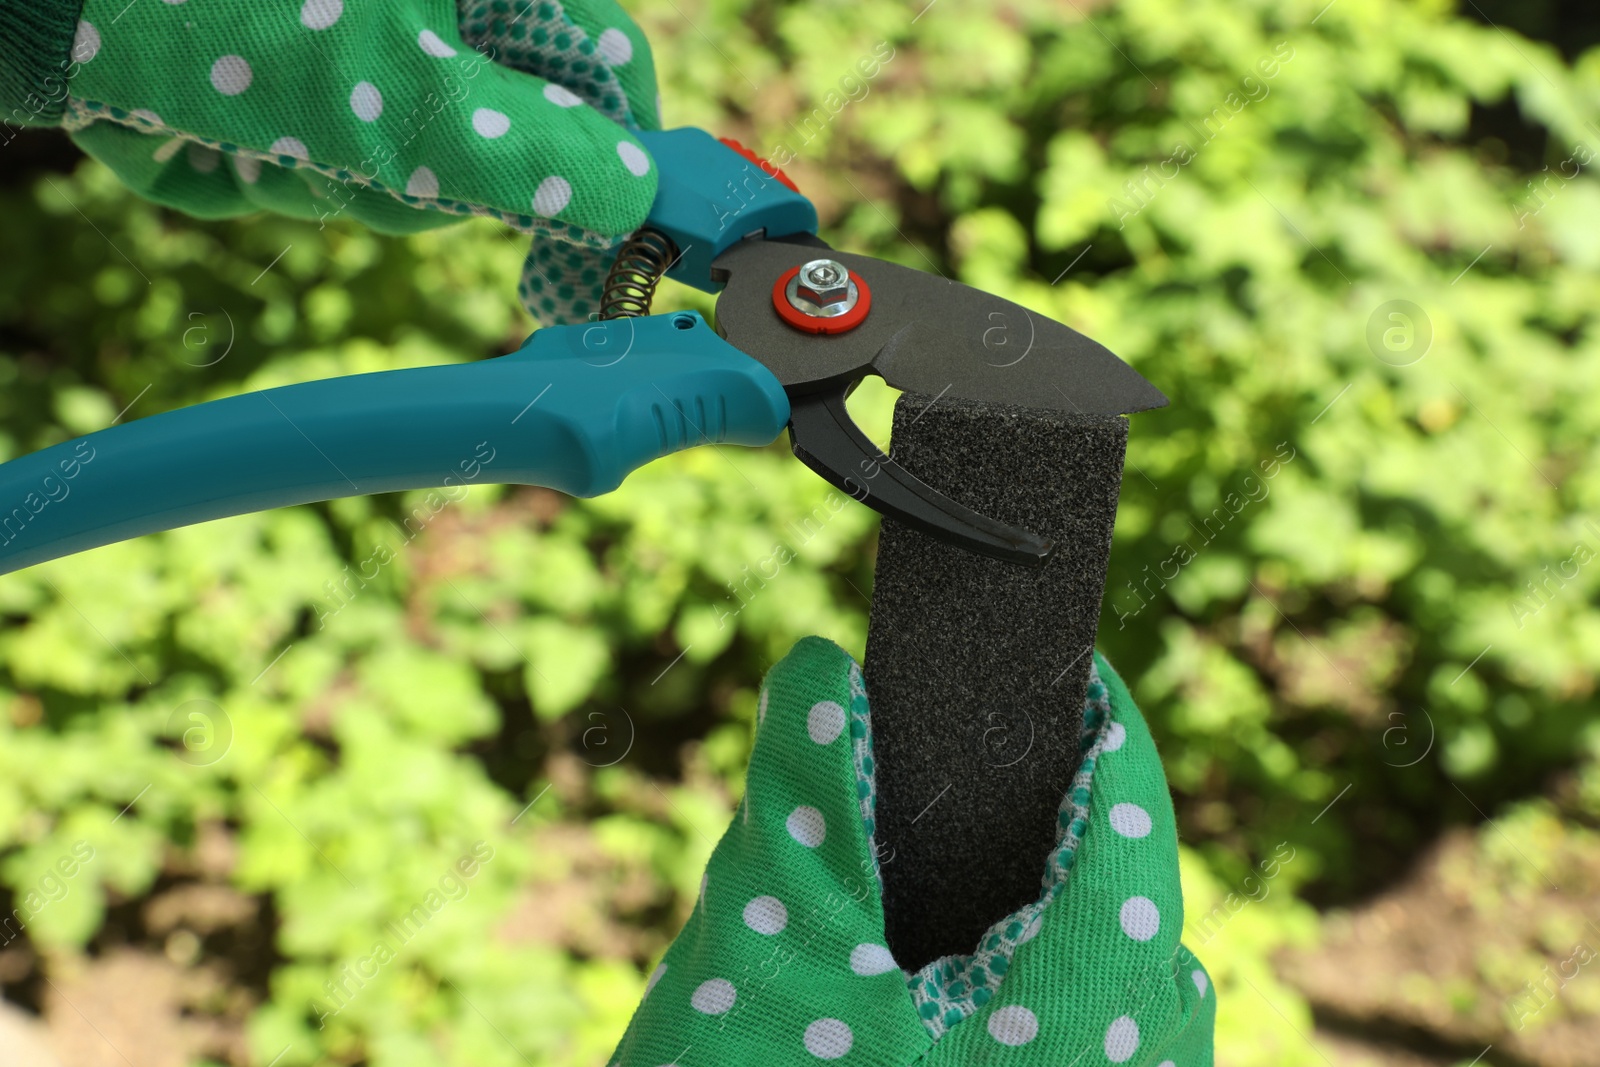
[0,313,789,575]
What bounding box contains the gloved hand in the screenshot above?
[58,0,660,323]
[611,637,1215,1065]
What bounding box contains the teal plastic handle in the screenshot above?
[637,128,817,291]
[0,312,789,575]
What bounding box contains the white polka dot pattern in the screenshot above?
[418,29,457,57]
[209,55,252,95]
[803,1018,852,1058]
[1105,1015,1141,1062]
[72,21,100,63]
[786,805,826,847]
[269,136,309,160]
[544,84,583,108]
[1109,802,1153,838]
[1119,895,1160,941]
[690,978,735,1015]
[987,1005,1039,1045]
[300,0,342,30]
[405,166,439,198]
[472,109,510,139]
[849,943,896,976]
[349,82,382,122]
[186,143,219,173]
[1103,721,1127,751]
[532,176,571,217]
[617,141,651,177]
[593,644,1211,1064]
[808,700,845,744]
[597,27,634,66]
[743,895,787,935]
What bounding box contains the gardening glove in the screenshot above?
[611,636,1215,1065]
[33,0,661,324]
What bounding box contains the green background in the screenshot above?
[1,0,1598,1064]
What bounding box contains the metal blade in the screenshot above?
[712,238,1168,415]
[787,391,1053,565]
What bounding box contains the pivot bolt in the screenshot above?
[787,258,860,318]
[772,259,872,335]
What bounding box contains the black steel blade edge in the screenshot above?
[786,391,1054,566]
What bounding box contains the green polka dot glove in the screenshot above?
[59,0,661,323]
[613,637,1215,1065]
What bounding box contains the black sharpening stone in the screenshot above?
[863,392,1128,971]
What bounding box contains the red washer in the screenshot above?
[771,266,872,335]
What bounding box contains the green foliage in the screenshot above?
[0,0,1596,1064]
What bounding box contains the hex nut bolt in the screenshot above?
[787,259,860,317]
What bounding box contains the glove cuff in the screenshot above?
[0,0,85,126]
[611,638,1215,1065]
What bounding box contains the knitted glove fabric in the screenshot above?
[57,0,659,322]
[0,0,85,126]
[611,636,1215,1065]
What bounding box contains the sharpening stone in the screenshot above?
[863,392,1129,971]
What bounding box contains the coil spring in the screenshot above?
[600,227,679,319]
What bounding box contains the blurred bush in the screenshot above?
[0,0,1596,1064]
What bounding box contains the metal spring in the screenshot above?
[600,227,679,319]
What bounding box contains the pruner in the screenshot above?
[0,130,1165,576]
